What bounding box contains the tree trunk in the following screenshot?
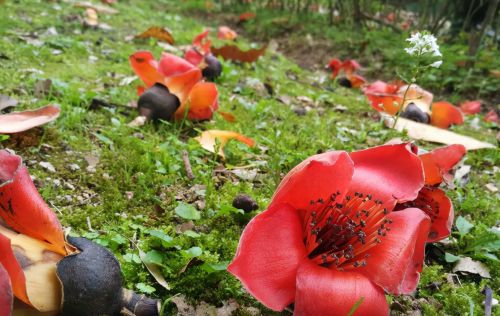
[467,0,499,67]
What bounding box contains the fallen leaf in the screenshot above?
[138,248,170,290]
[453,257,491,278]
[211,44,267,63]
[218,111,236,122]
[84,8,98,27]
[133,26,174,44]
[0,105,60,134]
[384,115,495,150]
[0,95,17,111]
[74,1,118,14]
[195,130,255,158]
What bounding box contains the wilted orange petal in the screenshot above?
[175,82,218,120]
[398,84,433,106]
[218,111,236,122]
[366,93,402,115]
[157,52,196,77]
[0,233,29,305]
[217,26,237,40]
[484,110,498,123]
[195,130,255,158]
[460,101,481,115]
[164,68,202,103]
[0,150,66,255]
[348,74,366,88]
[129,51,163,87]
[430,101,464,129]
[0,105,60,134]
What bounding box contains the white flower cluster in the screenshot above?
[405,32,443,68]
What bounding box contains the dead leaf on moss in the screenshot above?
[195,130,255,158]
[211,44,267,63]
[131,26,175,44]
[384,115,495,150]
[453,257,491,278]
[138,248,170,290]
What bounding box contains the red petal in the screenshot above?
[0,263,13,315]
[357,208,430,294]
[460,101,481,115]
[419,144,466,185]
[0,150,66,255]
[348,143,424,209]
[129,51,164,87]
[228,203,307,311]
[0,233,29,305]
[157,52,196,77]
[175,82,218,120]
[398,187,453,242]
[348,74,367,88]
[217,26,237,40]
[0,105,60,134]
[430,101,464,129]
[341,59,362,76]
[184,48,204,66]
[327,58,342,78]
[164,68,202,103]
[363,80,399,94]
[365,93,402,115]
[484,110,498,123]
[294,261,388,316]
[271,151,354,211]
[192,30,211,54]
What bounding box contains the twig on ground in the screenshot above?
[182,150,195,180]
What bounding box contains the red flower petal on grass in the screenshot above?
[0,105,60,134]
[398,187,453,242]
[192,30,211,54]
[184,48,204,67]
[228,203,307,311]
[430,101,464,129]
[348,143,424,209]
[164,68,202,103]
[357,208,430,294]
[327,58,342,78]
[484,110,498,123]
[129,51,163,87]
[365,93,402,115]
[158,52,196,77]
[460,101,481,115]
[0,263,12,316]
[294,261,388,316]
[271,151,354,211]
[175,82,218,120]
[0,150,66,255]
[0,233,29,305]
[419,144,466,185]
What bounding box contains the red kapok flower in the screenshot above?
[229,143,433,314]
[460,101,481,115]
[327,58,342,79]
[363,81,403,115]
[217,26,237,40]
[484,110,498,123]
[184,30,212,67]
[129,51,218,120]
[430,101,464,129]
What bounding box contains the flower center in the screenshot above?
[302,192,391,270]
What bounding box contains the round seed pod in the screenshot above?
[202,54,222,81]
[138,83,180,121]
[401,102,430,123]
[56,237,160,316]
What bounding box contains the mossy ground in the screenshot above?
[0,0,498,315]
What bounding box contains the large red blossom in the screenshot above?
[229,143,434,314]
[129,51,218,120]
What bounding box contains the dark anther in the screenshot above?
[383,208,388,215]
[367,194,372,200]
[346,195,351,201]
[360,220,366,227]
[336,203,343,208]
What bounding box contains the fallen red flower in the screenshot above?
[460,100,481,115]
[129,51,218,120]
[229,143,436,314]
[363,81,403,115]
[484,110,498,123]
[430,101,464,129]
[184,30,211,67]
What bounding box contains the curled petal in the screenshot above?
[164,68,202,103]
[460,101,481,115]
[365,93,402,115]
[430,101,464,129]
[271,151,354,211]
[419,144,466,185]
[192,30,211,54]
[348,143,424,209]
[228,203,307,311]
[0,105,60,134]
[0,263,12,316]
[184,48,204,66]
[358,208,431,294]
[295,261,388,316]
[217,26,237,40]
[397,187,453,242]
[0,150,66,254]
[157,52,196,78]
[129,51,163,87]
[327,58,342,78]
[195,129,254,158]
[175,82,218,121]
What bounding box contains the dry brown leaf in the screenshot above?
[0,94,18,111]
[134,26,174,44]
[195,130,255,158]
[0,105,60,134]
[453,257,491,278]
[384,115,495,150]
[74,1,118,14]
[211,44,267,63]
